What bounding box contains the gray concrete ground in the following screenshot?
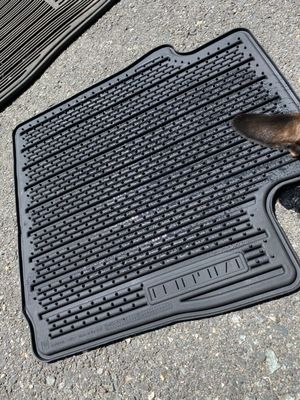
[0,1,300,399]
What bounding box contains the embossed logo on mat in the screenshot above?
[148,255,247,303]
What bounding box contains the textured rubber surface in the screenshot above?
[0,0,116,109]
[14,29,300,361]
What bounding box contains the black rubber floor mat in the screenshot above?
[14,29,300,361]
[0,0,116,109]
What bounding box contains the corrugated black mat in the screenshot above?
[0,0,116,109]
[13,29,300,361]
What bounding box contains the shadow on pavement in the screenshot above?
[278,185,300,213]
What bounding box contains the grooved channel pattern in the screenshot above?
[14,30,300,361]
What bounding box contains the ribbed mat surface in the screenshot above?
[0,0,116,108]
[14,29,300,361]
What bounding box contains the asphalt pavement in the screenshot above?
[0,1,299,399]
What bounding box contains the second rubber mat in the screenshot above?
[0,0,116,109]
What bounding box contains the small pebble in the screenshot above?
[231,315,241,324]
[160,372,166,382]
[46,376,56,386]
[125,375,133,384]
[265,349,280,374]
[148,391,155,400]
